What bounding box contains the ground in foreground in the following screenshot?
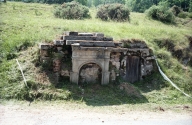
[0,101,192,125]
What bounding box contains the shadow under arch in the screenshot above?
[78,62,102,85]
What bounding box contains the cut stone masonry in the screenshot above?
[39,31,154,85]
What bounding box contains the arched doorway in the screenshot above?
[79,63,102,85]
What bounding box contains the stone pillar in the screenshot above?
[102,71,110,85]
[70,71,79,84]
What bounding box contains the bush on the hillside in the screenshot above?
[54,1,90,19]
[96,3,130,22]
[171,5,183,16]
[188,13,192,18]
[189,2,192,12]
[146,5,175,23]
[178,12,188,18]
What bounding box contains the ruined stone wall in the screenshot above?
[39,32,154,85]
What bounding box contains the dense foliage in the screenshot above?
[146,1,175,23]
[54,1,90,19]
[6,0,192,13]
[126,0,191,12]
[171,5,183,16]
[96,3,130,21]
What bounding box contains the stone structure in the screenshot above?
[39,31,154,85]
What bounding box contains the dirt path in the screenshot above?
[0,102,192,125]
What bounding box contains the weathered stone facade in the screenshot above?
[39,31,154,85]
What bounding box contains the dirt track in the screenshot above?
[0,102,192,125]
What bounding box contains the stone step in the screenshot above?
[63,35,113,41]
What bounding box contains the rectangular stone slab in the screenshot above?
[80,41,115,47]
[63,36,113,41]
[66,40,113,45]
[78,33,94,36]
[53,40,64,45]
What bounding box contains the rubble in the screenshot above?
[39,31,154,84]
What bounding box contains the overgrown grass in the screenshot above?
[0,2,192,105]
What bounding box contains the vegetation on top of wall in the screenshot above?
[96,3,130,22]
[54,1,90,19]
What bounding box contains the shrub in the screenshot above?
[189,2,192,12]
[53,1,90,20]
[171,5,183,16]
[146,5,175,23]
[178,12,188,18]
[188,13,192,18]
[96,3,130,22]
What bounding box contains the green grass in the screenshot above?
[0,2,192,105]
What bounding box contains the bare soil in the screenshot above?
[0,101,192,125]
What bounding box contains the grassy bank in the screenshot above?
[0,2,192,105]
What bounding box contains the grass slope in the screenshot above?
[0,2,192,105]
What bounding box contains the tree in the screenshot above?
[75,0,87,5]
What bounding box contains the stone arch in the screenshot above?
[78,62,102,85]
[78,61,103,72]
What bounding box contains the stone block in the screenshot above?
[40,57,50,63]
[40,50,49,57]
[78,33,94,36]
[114,42,123,47]
[61,70,70,76]
[39,43,51,50]
[95,33,104,37]
[53,40,64,45]
[103,37,113,41]
[65,31,78,36]
[80,41,115,47]
[64,36,113,41]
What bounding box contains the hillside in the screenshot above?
[0,2,192,105]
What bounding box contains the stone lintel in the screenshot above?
[63,36,113,41]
